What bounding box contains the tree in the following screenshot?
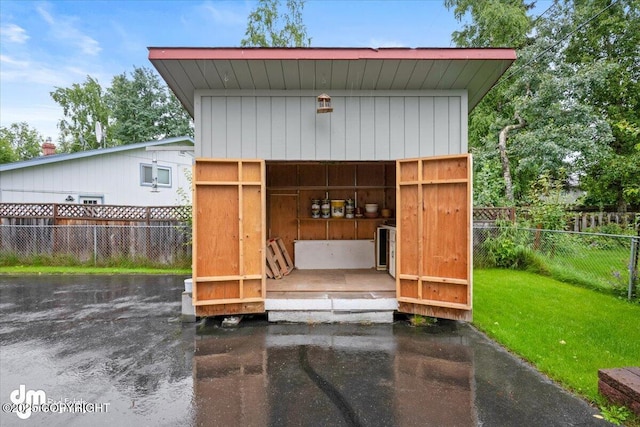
[447,0,619,207]
[561,0,640,211]
[241,0,310,47]
[445,0,534,48]
[107,66,193,145]
[0,122,44,163]
[50,68,193,153]
[446,0,535,204]
[50,76,110,152]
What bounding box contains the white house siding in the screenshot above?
[195,90,468,160]
[0,148,192,205]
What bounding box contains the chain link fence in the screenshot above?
[474,225,639,300]
[0,224,191,268]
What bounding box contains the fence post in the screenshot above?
[629,237,639,300]
[93,225,97,265]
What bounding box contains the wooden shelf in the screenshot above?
[268,185,395,191]
[267,161,397,247]
[297,217,391,221]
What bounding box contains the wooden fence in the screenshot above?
[0,203,191,265]
[471,206,639,232]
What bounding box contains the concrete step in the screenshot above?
[265,298,398,324]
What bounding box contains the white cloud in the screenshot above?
[0,23,30,43]
[0,54,30,67]
[368,38,407,48]
[36,3,102,56]
[0,54,74,86]
[200,1,247,26]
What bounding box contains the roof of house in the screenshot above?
[148,47,517,116]
[0,136,194,172]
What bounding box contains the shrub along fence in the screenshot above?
[474,225,639,300]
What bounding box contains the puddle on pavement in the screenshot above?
[0,276,606,426]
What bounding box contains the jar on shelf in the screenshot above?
[311,199,321,218]
[321,199,331,218]
[345,198,355,218]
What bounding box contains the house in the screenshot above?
[0,136,194,206]
[149,47,516,322]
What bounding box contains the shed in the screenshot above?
[149,47,516,322]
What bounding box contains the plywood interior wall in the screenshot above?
[396,155,472,321]
[193,159,265,316]
[266,161,396,265]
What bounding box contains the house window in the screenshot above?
[140,164,172,188]
[79,195,103,205]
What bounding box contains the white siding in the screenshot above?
[0,148,193,205]
[195,90,468,161]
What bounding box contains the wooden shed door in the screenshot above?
[193,159,266,317]
[396,155,472,321]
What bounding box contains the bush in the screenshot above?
[481,222,544,271]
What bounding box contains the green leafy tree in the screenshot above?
[0,122,44,162]
[0,138,15,164]
[107,66,192,145]
[159,88,194,139]
[561,0,640,211]
[446,0,535,204]
[241,0,310,47]
[445,0,534,48]
[449,0,618,207]
[50,76,110,152]
[50,68,193,152]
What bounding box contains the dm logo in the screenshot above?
[10,385,46,420]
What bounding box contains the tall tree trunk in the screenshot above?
[498,113,525,204]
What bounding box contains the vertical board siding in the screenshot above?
[330,97,346,160]
[271,98,287,159]
[345,97,361,159]
[241,97,257,158]
[256,97,272,159]
[419,97,435,157]
[211,99,227,158]
[226,97,242,158]
[285,97,301,159]
[300,97,317,159]
[359,98,375,160]
[449,96,462,154]
[404,98,420,158]
[374,97,390,160]
[389,97,405,160]
[433,97,449,156]
[198,92,466,160]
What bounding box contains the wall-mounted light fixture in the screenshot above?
[316,93,333,113]
[65,195,75,202]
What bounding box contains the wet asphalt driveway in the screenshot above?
[0,275,610,426]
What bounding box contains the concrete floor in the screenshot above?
[0,275,612,426]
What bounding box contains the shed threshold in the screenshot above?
[265,269,397,323]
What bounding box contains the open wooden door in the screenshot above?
[396,155,472,321]
[193,159,266,317]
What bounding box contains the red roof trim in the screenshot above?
[148,47,517,61]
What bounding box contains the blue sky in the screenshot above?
[0,0,552,142]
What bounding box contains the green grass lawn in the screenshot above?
[539,246,631,292]
[473,269,640,405]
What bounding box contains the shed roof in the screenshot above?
[0,136,193,172]
[148,47,516,116]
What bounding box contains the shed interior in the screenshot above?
[266,161,397,269]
